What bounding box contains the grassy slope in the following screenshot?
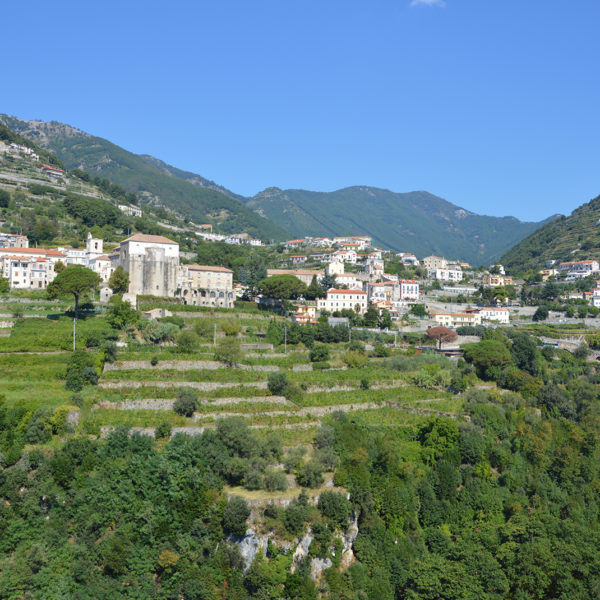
[244,186,551,265]
[501,194,600,273]
[0,115,289,242]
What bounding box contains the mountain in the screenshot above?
[500,194,600,273]
[0,115,288,242]
[242,186,554,265]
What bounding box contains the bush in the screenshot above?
[84,331,102,348]
[373,344,391,357]
[150,355,159,366]
[360,377,370,390]
[312,361,331,370]
[65,350,98,391]
[318,491,350,529]
[176,330,198,353]
[214,338,242,366]
[343,351,368,368]
[102,341,117,363]
[532,306,549,322]
[309,344,330,362]
[173,388,198,417]
[222,497,250,536]
[296,460,324,488]
[264,469,288,491]
[221,319,242,336]
[267,372,289,396]
[155,421,172,439]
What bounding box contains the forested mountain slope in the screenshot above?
[0,115,288,242]
[243,186,554,265]
[501,194,600,273]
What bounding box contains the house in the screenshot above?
[0,234,28,249]
[56,247,88,266]
[333,236,372,250]
[399,279,420,301]
[332,249,358,264]
[482,274,513,287]
[0,247,66,289]
[178,264,235,308]
[317,289,368,314]
[142,307,173,320]
[291,304,318,324]
[590,284,600,308]
[290,255,308,265]
[423,256,448,270]
[430,311,482,328]
[118,204,143,218]
[113,233,179,297]
[325,261,345,277]
[41,164,64,179]
[558,260,600,280]
[479,307,510,324]
[284,239,305,249]
[267,269,323,286]
[89,255,114,282]
[335,274,364,289]
[429,268,463,282]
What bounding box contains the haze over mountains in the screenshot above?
[1,114,557,265]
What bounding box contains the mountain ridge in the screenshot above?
[0,114,289,242]
[243,186,555,265]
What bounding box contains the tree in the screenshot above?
[309,344,330,362]
[305,275,324,300]
[173,388,198,417]
[47,266,101,350]
[47,265,101,319]
[54,261,66,274]
[222,497,250,536]
[0,277,8,294]
[463,340,512,378]
[410,304,427,318]
[258,275,308,300]
[214,337,242,366]
[532,306,549,321]
[108,266,129,294]
[426,326,458,349]
[363,306,379,328]
[0,189,9,208]
[379,309,393,330]
[106,297,139,330]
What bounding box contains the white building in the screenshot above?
[0,248,66,289]
[113,233,179,297]
[0,234,28,249]
[56,247,88,266]
[479,307,510,324]
[325,261,345,277]
[333,236,372,250]
[89,255,114,283]
[118,204,142,218]
[317,289,368,314]
[429,268,463,282]
[430,311,482,328]
[399,279,420,300]
[558,260,600,279]
[332,249,358,264]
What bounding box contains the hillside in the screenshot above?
[0,115,288,242]
[243,186,554,265]
[0,125,198,249]
[500,193,600,273]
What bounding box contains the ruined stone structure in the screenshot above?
[114,233,179,297]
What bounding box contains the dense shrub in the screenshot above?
[222,497,250,536]
[173,388,198,417]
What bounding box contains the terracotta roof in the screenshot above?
[268,269,323,276]
[327,289,366,295]
[90,255,112,261]
[0,247,65,257]
[187,264,233,273]
[41,164,64,172]
[399,279,418,284]
[121,233,178,245]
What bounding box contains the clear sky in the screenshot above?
[3,0,600,221]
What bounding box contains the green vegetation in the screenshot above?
[244,186,552,264]
[501,193,600,273]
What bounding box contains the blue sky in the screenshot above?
[3,0,600,221]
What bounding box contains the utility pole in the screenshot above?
[284,326,287,354]
[73,315,76,351]
[348,322,351,343]
[214,323,217,347]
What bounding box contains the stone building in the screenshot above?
[114,233,179,297]
[178,264,234,308]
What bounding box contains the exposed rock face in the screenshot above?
[291,530,314,571]
[340,513,359,569]
[231,529,270,571]
[310,557,332,579]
